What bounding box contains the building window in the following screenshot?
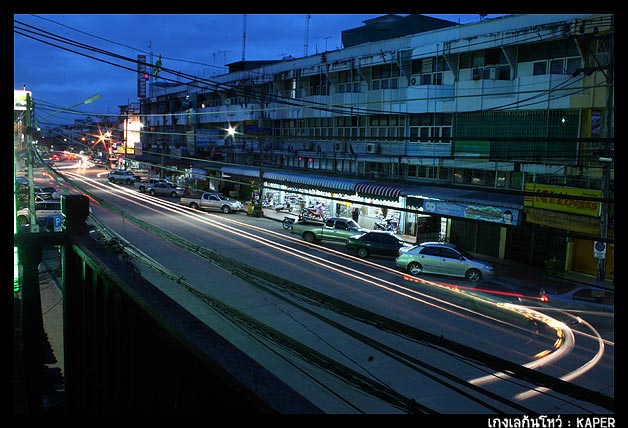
[533,61,547,76]
[409,114,452,143]
[372,63,400,91]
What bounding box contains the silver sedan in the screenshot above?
[395,242,495,282]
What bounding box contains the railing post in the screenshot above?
[18,238,44,413]
[60,194,90,411]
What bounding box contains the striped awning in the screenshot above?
[355,182,402,200]
[263,171,361,193]
[402,185,523,209]
[221,166,260,178]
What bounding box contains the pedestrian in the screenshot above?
[352,207,360,222]
[314,201,324,218]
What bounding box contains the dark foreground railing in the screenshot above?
[14,194,323,414]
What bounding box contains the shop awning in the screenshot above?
[263,171,362,193]
[221,166,260,178]
[402,185,523,209]
[355,182,403,200]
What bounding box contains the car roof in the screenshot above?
[419,242,456,248]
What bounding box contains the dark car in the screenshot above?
[345,231,412,258]
[541,286,614,313]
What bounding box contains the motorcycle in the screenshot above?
[299,206,325,222]
[274,201,293,213]
[374,217,399,234]
[282,216,295,229]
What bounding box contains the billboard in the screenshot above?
[524,184,601,217]
[14,89,32,111]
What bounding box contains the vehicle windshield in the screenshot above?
[345,219,360,229]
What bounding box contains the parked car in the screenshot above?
[33,185,61,200]
[345,231,413,258]
[179,191,244,213]
[108,169,141,184]
[541,286,614,313]
[147,181,185,198]
[395,242,495,282]
[16,200,62,226]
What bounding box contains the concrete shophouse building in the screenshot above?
[136,14,614,280]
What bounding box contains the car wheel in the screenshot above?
[190,203,199,210]
[465,269,482,282]
[149,190,156,196]
[171,192,178,198]
[357,247,369,258]
[303,232,316,243]
[126,179,133,185]
[139,186,145,193]
[222,206,232,214]
[109,177,114,183]
[407,262,423,275]
[18,216,29,226]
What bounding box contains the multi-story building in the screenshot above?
[136,14,614,280]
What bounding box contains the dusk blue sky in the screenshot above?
[14,14,507,126]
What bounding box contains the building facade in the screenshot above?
[134,14,614,280]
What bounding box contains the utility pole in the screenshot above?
[242,15,247,61]
[596,21,614,284]
[25,93,39,232]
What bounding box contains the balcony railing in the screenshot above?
[14,194,322,414]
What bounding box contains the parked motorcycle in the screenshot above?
[374,217,399,234]
[299,206,325,222]
[274,201,293,213]
[282,216,295,229]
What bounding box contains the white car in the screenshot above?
[108,169,141,184]
[16,200,62,226]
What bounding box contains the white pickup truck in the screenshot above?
[179,191,244,214]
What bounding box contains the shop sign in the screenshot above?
[524,184,601,217]
[422,200,519,225]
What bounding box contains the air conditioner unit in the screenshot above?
[409,74,421,86]
[366,143,378,154]
[334,141,346,153]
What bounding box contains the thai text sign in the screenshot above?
[423,200,520,225]
[524,184,601,217]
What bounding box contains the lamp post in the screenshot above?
[22,93,102,232]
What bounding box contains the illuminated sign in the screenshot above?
[14,89,32,111]
[524,184,601,217]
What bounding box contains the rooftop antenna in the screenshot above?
[304,14,310,56]
[242,14,247,61]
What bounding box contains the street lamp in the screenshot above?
[21,92,102,232]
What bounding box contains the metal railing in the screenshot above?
[14,194,322,414]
